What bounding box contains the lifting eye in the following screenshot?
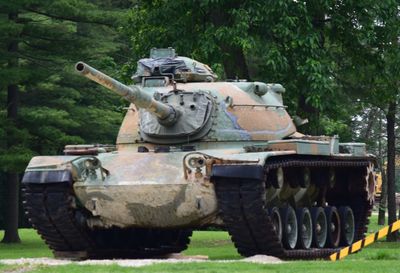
[188,157,206,168]
[84,158,100,169]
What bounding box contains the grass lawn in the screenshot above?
[0,215,399,272]
[0,229,52,259]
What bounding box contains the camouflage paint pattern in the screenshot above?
[24,60,372,229]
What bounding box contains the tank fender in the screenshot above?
[200,150,296,181]
[22,155,109,184]
[22,170,72,184]
[211,164,264,180]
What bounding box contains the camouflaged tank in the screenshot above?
[22,48,376,260]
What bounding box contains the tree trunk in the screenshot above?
[378,114,387,225]
[2,173,21,243]
[2,12,21,244]
[386,101,398,241]
[220,44,250,80]
[363,108,377,140]
[378,166,388,225]
[208,4,250,80]
[398,201,400,219]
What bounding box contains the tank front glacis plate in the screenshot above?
[74,181,217,228]
[72,150,221,228]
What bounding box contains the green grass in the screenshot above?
[183,230,241,260]
[367,214,384,234]
[0,264,22,272]
[0,229,52,259]
[0,215,399,272]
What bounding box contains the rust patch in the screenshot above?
[310,143,319,155]
[116,103,139,145]
[267,143,298,152]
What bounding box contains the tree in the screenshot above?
[124,0,356,137]
[1,11,22,243]
[0,0,127,242]
[386,102,398,240]
[330,1,400,240]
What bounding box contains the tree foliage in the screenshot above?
[0,0,128,173]
[0,0,129,239]
[123,0,363,136]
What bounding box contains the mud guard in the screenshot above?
[22,170,72,184]
[211,164,264,180]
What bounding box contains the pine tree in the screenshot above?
[0,0,128,243]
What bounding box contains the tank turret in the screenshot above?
[76,61,216,144]
[75,62,178,126]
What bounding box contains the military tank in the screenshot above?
[22,48,376,260]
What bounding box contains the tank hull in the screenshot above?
[22,137,376,260]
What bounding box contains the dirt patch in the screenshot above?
[0,254,283,267]
[1,264,34,273]
[243,255,283,264]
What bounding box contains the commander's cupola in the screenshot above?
[132,48,218,86]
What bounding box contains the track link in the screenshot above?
[214,157,373,260]
[22,183,192,259]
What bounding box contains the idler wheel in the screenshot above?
[280,206,298,249]
[365,163,376,204]
[311,207,327,248]
[324,206,341,247]
[296,207,312,249]
[339,206,355,246]
[269,207,283,241]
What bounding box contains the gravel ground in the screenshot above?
[0,254,283,267]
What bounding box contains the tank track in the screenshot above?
[214,156,373,260]
[22,183,192,259]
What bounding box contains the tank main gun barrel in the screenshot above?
[75,62,177,124]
